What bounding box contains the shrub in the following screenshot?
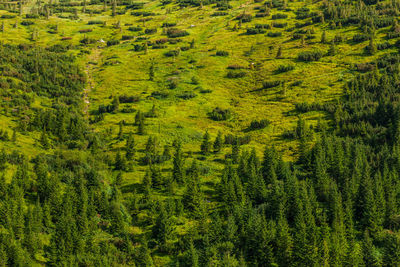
[133,44,146,51]
[122,35,135,40]
[267,31,282,37]
[209,107,231,121]
[246,28,267,35]
[21,21,34,26]
[151,91,169,99]
[227,71,246,78]
[162,22,177,27]
[145,28,157,34]
[177,91,196,99]
[128,26,143,32]
[216,50,229,56]
[107,40,120,46]
[236,13,252,22]
[275,64,294,73]
[79,29,93,33]
[262,80,281,89]
[352,34,370,43]
[164,50,180,57]
[88,20,103,25]
[212,12,228,16]
[227,64,246,69]
[167,28,189,38]
[297,50,322,61]
[248,119,271,130]
[272,13,288,19]
[1,14,16,19]
[272,22,287,28]
[119,95,140,103]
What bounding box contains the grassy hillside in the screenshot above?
[1,0,400,265]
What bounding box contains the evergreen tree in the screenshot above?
[213,131,223,153]
[200,131,212,155]
[125,132,135,160]
[172,140,185,184]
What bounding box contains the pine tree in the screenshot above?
[213,131,223,153]
[321,30,326,43]
[12,128,17,142]
[40,128,50,149]
[149,60,155,81]
[111,95,119,112]
[275,203,293,266]
[112,0,116,17]
[115,172,123,187]
[138,114,145,135]
[183,160,204,217]
[125,132,135,160]
[328,41,336,56]
[362,230,382,267]
[172,140,185,184]
[114,151,126,171]
[200,131,212,155]
[261,146,278,184]
[231,138,240,164]
[276,46,282,58]
[366,38,377,55]
[117,120,124,140]
[152,202,173,250]
[0,244,7,267]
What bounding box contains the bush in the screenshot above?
[227,71,246,78]
[162,22,177,27]
[145,28,157,34]
[352,34,370,43]
[151,91,169,99]
[209,107,231,121]
[128,26,143,32]
[21,21,34,26]
[236,13,252,22]
[227,64,246,69]
[1,14,16,19]
[133,44,146,51]
[177,91,196,99]
[276,64,294,73]
[167,28,189,38]
[107,40,120,46]
[212,12,228,16]
[272,22,287,28]
[267,31,282,37]
[79,29,93,33]
[119,95,140,103]
[164,50,180,57]
[272,13,288,19]
[122,35,135,40]
[297,50,322,62]
[248,119,271,130]
[262,80,281,89]
[246,28,266,35]
[216,50,229,56]
[88,20,103,25]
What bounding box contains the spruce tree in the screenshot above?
[200,131,212,155]
[213,131,223,153]
[125,132,135,160]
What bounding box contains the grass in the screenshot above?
[0,0,395,265]
[0,0,392,233]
